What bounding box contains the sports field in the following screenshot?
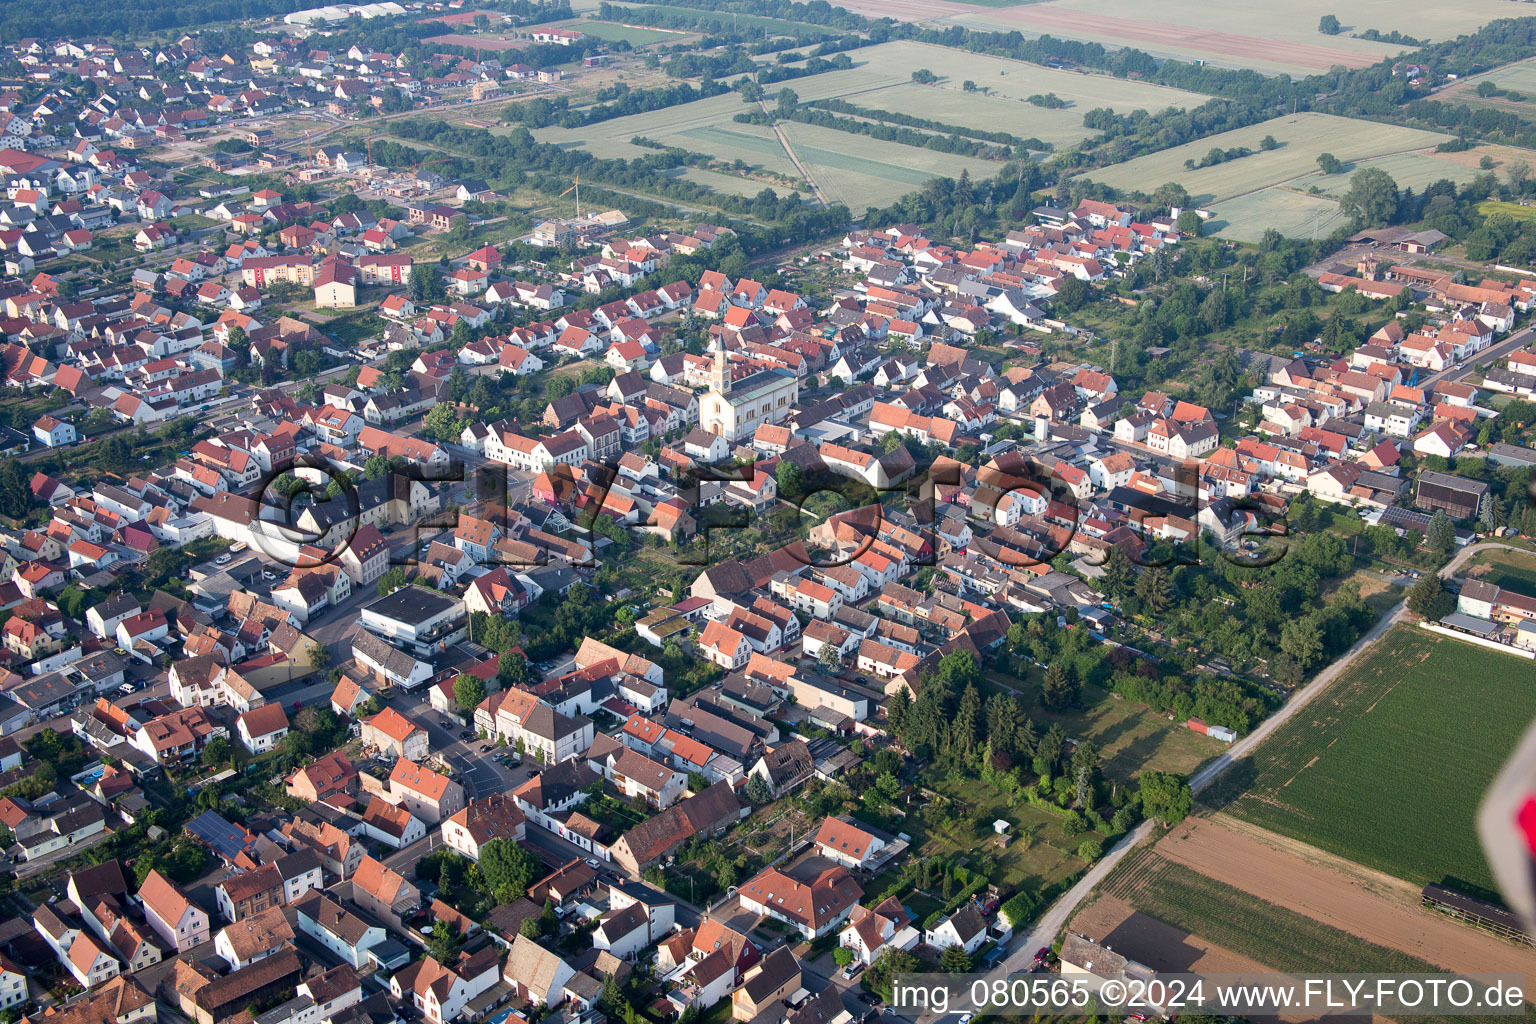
[1209,625,1536,895]
[528,39,1207,206]
[1081,112,1451,204]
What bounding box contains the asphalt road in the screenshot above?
[1421,323,1534,387]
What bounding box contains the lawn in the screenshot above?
[922,774,1087,895]
[984,672,1225,781]
[1207,625,1536,897]
[1466,546,1536,593]
[1106,856,1471,1024]
[1079,112,1450,205]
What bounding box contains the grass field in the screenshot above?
[573,20,685,45]
[985,672,1224,781]
[1081,112,1451,205]
[1207,625,1536,897]
[528,39,1207,207]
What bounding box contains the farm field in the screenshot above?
[1153,816,1536,977]
[1080,112,1451,204]
[984,673,1224,781]
[1076,854,1477,1024]
[837,0,1512,74]
[527,40,1209,206]
[1207,188,1352,243]
[1310,149,1490,199]
[1207,625,1536,897]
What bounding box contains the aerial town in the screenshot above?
[0,0,1533,1022]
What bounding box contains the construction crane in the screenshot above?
[559,173,582,219]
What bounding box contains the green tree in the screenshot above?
[1318,13,1342,33]
[1317,152,1344,175]
[940,944,973,973]
[1407,573,1455,621]
[378,567,409,597]
[832,947,855,968]
[744,772,773,804]
[775,459,805,500]
[1426,509,1457,553]
[1339,167,1400,227]
[479,837,540,901]
[454,673,487,715]
[201,736,232,771]
[1040,660,1079,710]
[423,402,461,442]
[427,921,462,962]
[1139,770,1193,826]
[1135,567,1175,614]
[1279,616,1324,669]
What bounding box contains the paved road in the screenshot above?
[1422,323,1534,387]
[986,541,1511,994]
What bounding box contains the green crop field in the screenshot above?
[573,20,685,45]
[1209,626,1536,896]
[527,39,1208,207]
[1080,112,1451,205]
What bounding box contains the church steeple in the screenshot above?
[711,335,730,394]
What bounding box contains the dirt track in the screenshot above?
[1071,897,1381,1024]
[834,0,1381,71]
[1156,816,1536,979]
